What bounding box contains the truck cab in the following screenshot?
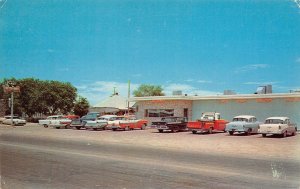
[188,112,228,134]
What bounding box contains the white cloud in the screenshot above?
[185,79,194,82]
[235,64,269,73]
[243,81,278,85]
[77,81,139,106]
[78,81,221,105]
[294,0,300,8]
[163,83,220,96]
[197,80,212,84]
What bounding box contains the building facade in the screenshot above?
[131,93,300,125]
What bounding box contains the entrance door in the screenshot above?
[184,108,188,120]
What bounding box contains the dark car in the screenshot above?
[152,117,188,133]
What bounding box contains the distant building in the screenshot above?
[90,93,135,115]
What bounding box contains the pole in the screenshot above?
[11,90,13,125]
[127,80,130,115]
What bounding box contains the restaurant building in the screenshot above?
[131,93,300,125]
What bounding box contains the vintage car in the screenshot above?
[49,116,72,129]
[85,117,108,131]
[152,117,188,133]
[187,112,228,134]
[38,115,65,128]
[70,112,100,130]
[97,115,126,130]
[0,116,7,123]
[258,117,297,138]
[111,116,148,131]
[2,115,26,126]
[225,115,260,135]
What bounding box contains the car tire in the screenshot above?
[262,134,267,137]
[93,128,98,131]
[282,131,287,138]
[292,131,295,136]
[76,126,81,130]
[158,129,163,133]
[192,130,197,134]
[229,131,234,135]
[56,127,60,129]
[43,124,48,128]
[141,124,146,130]
[246,128,252,136]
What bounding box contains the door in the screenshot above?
[183,108,188,120]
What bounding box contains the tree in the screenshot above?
[0,78,78,117]
[73,96,90,117]
[133,84,164,97]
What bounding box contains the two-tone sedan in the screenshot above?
[225,115,260,135]
[258,117,297,138]
[85,117,108,131]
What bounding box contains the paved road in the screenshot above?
[1,125,300,189]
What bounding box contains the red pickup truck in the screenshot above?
[187,112,228,134]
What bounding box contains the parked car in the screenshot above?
[2,115,26,126]
[187,112,228,134]
[111,116,148,131]
[49,116,72,129]
[258,117,297,138]
[70,112,100,130]
[38,115,66,128]
[0,116,7,123]
[85,117,108,131]
[99,115,126,129]
[225,115,260,135]
[152,117,188,133]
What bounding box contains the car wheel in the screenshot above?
[229,131,234,135]
[192,130,197,134]
[102,126,106,130]
[56,127,60,129]
[282,131,287,138]
[292,131,295,136]
[93,128,98,131]
[208,127,213,134]
[158,129,163,133]
[43,124,48,128]
[262,134,267,137]
[246,128,252,136]
[141,124,146,130]
[76,126,81,130]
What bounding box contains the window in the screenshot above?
[145,109,174,117]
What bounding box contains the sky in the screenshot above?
[1,0,300,105]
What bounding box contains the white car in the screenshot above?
[258,117,297,138]
[2,115,26,126]
[49,117,72,129]
[99,115,126,129]
[38,115,66,128]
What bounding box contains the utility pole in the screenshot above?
[3,81,20,126]
[127,80,130,115]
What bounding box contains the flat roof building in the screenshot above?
[130,93,300,125]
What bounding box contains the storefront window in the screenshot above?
[146,109,174,117]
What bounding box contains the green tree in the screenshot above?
[133,84,165,97]
[73,96,90,117]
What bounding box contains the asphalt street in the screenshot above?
[1,126,300,189]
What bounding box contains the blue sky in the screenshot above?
[1,0,300,105]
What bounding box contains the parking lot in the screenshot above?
[1,123,300,161]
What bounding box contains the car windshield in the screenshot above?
[265,119,284,124]
[233,118,248,122]
[202,115,214,120]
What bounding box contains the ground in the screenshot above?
[0,123,300,189]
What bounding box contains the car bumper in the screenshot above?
[85,125,106,129]
[157,126,170,130]
[258,130,283,135]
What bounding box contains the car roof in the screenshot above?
[266,117,289,120]
[100,115,118,118]
[233,115,255,119]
